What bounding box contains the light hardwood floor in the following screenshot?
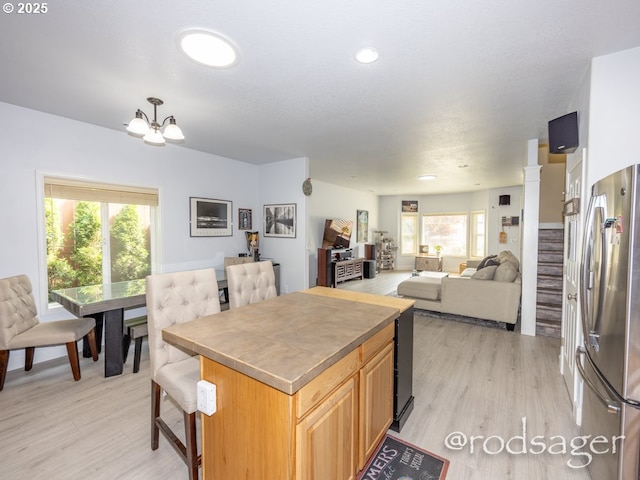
[0,271,590,479]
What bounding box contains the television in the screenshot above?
[321,219,353,249]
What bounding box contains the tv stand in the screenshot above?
[334,257,364,285]
[317,248,364,287]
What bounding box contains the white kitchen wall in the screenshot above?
[257,157,309,293]
[588,46,640,186]
[0,101,294,370]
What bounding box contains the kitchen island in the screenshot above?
[162,289,407,480]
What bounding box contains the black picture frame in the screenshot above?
[264,203,296,238]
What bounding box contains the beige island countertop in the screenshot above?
[162,289,399,395]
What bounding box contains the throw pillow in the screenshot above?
[477,255,498,270]
[494,262,518,282]
[471,264,497,280]
[497,250,520,271]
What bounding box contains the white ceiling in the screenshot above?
[2,1,640,195]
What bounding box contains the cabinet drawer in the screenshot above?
[360,322,394,364]
[296,348,359,419]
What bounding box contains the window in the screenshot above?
[470,210,486,258]
[400,213,418,255]
[43,177,158,302]
[421,213,468,256]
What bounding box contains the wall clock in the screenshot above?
[302,178,312,196]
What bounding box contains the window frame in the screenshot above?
[400,212,419,256]
[36,173,160,313]
[469,210,487,259]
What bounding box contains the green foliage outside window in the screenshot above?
[46,199,151,297]
[110,205,150,282]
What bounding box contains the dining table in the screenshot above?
[51,271,229,377]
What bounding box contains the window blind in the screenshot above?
[44,177,158,206]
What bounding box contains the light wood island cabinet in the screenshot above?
[162,290,401,480]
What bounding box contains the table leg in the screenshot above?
[83,313,104,357]
[103,308,125,377]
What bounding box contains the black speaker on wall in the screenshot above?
[548,111,579,154]
[499,195,510,206]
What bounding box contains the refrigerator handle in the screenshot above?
[577,346,640,411]
[576,347,620,414]
[579,194,597,346]
[592,205,609,341]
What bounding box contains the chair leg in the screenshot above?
[0,350,9,391]
[65,341,81,381]
[185,411,200,480]
[86,328,99,361]
[133,337,143,373]
[24,347,35,371]
[151,380,161,450]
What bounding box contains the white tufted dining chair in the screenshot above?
[0,274,98,391]
[146,268,221,480]
[225,260,277,309]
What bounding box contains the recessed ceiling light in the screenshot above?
[418,175,437,181]
[177,29,239,68]
[355,47,379,64]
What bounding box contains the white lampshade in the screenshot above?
[143,129,166,145]
[163,120,184,141]
[126,116,149,136]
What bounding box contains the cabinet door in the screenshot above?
[296,376,357,480]
[358,342,394,469]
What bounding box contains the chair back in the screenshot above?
[0,275,39,350]
[223,256,254,271]
[146,268,220,380]
[226,261,277,309]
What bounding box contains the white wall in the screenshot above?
[588,46,640,186]
[308,180,379,285]
[0,102,305,370]
[379,186,523,272]
[258,157,309,293]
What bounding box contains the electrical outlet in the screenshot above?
[197,380,217,416]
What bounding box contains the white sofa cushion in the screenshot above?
[397,276,443,300]
[494,261,518,282]
[471,265,497,280]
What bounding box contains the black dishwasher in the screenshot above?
[390,306,414,432]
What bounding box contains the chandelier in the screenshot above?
[126,97,184,145]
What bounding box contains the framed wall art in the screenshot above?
[189,197,232,237]
[264,203,296,238]
[238,208,252,230]
[402,200,418,212]
[357,209,369,243]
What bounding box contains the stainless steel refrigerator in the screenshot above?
[576,164,640,479]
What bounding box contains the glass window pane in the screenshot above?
[421,214,468,256]
[44,179,156,303]
[109,203,152,282]
[401,213,418,255]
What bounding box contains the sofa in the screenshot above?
[397,251,522,329]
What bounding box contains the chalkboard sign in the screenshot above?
[358,435,449,480]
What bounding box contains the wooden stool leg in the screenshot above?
[87,328,99,361]
[151,381,161,450]
[185,411,199,480]
[65,342,81,381]
[24,347,35,371]
[0,350,9,391]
